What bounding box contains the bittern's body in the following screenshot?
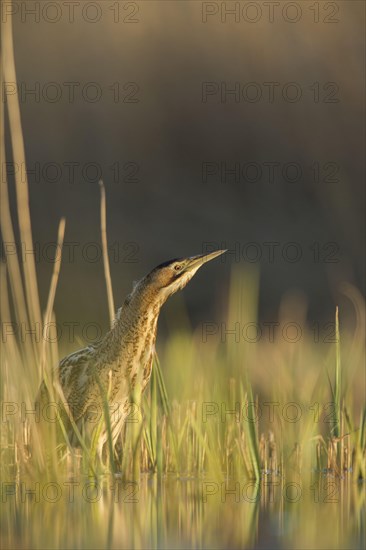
[38,250,225,454]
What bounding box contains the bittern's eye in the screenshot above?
[174,264,182,271]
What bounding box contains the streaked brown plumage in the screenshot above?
[38,250,226,455]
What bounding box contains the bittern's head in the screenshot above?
[144,250,227,301]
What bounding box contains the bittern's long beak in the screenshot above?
[184,249,227,272]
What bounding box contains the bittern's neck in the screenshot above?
[111,281,165,339]
[131,280,167,311]
[94,285,162,379]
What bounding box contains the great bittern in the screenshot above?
[38,250,226,456]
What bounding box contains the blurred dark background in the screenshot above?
[3,1,365,342]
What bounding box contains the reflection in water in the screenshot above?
[1,473,364,549]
